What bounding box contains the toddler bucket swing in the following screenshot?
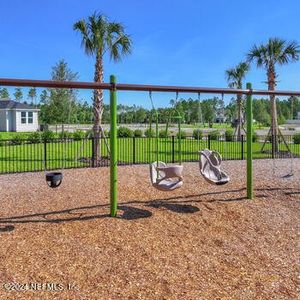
[42,137,65,188]
[43,88,76,188]
[46,171,63,188]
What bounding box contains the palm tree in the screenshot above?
[74,12,132,165]
[247,38,300,152]
[225,62,249,140]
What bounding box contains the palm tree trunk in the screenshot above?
[92,52,104,166]
[268,67,279,154]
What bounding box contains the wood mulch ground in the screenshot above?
[0,159,299,300]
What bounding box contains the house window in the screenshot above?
[28,112,33,124]
[21,112,27,124]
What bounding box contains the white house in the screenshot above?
[0,99,40,132]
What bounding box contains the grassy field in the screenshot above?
[0,132,30,139]
[0,137,299,174]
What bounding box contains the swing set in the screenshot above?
[0,76,299,217]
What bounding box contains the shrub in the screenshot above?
[85,129,94,138]
[134,129,143,137]
[144,128,155,138]
[293,133,300,144]
[10,134,25,145]
[42,130,56,142]
[225,129,234,142]
[193,129,203,140]
[176,130,187,139]
[208,130,219,141]
[103,130,110,138]
[58,131,73,139]
[252,131,258,142]
[118,126,133,138]
[73,130,85,141]
[28,132,42,144]
[84,129,110,138]
[159,130,170,138]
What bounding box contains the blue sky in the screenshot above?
[0,0,299,107]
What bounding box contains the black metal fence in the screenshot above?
[0,135,299,174]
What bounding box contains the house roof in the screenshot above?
[0,99,39,110]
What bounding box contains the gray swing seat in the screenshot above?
[150,161,183,191]
[199,149,230,185]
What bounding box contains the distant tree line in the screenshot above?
[104,97,300,127]
[1,60,299,128]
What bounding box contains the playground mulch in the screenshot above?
[0,159,299,299]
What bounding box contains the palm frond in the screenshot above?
[117,35,132,56]
[228,82,237,89]
[238,62,250,74]
[278,40,300,65]
[107,31,132,61]
[73,20,94,56]
[105,22,124,52]
[225,61,249,89]
[110,42,122,61]
[107,22,125,36]
[247,44,267,67]
[248,38,300,69]
[74,11,132,62]
[225,69,238,88]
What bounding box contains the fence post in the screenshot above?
[133,136,136,164]
[172,135,175,163]
[246,82,253,200]
[241,135,244,160]
[91,138,95,167]
[110,75,118,217]
[43,139,47,169]
[208,135,211,150]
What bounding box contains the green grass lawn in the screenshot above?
[0,132,32,139]
[0,137,299,174]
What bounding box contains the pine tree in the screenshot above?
[13,88,23,102]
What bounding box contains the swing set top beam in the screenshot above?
[1,77,300,96]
